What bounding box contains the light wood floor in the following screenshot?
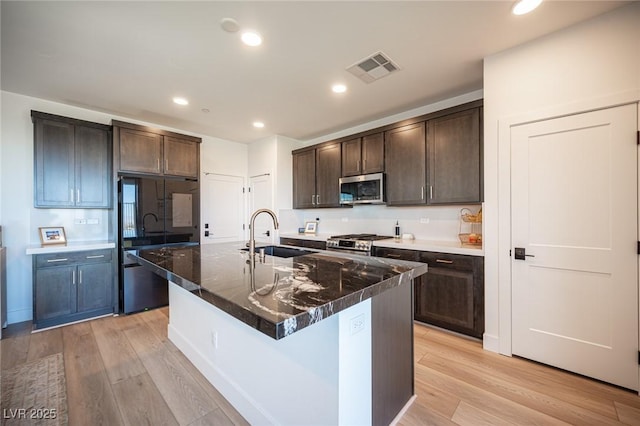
[2,310,639,425]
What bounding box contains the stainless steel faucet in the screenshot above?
[248,208,279,262]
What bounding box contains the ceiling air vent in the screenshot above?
[346,51,400,83]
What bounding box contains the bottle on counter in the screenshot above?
[394,221,401,240]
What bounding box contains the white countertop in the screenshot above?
[279,233,483,256]
[26,240,116,255]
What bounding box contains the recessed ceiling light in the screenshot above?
[241,31,262,47]
[332,84,347,94]
[253,121,265,128]
[512,0,542,15]
[220,17,240,33]
[173,97,189,106]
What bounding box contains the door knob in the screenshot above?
[514,247,535,260]
[263,230,270,237]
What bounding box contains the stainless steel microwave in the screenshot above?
[339,173,385,205]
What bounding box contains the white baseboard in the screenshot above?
[482,332,500,353]
[7,307,32,325]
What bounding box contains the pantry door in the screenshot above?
[249,174,274,244]
[201,173,245,244]
[511,104,638,390]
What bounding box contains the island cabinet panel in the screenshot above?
[114,121,201,178]
[33,249,114,330]
[292,142,342,208]
[341,132,384,176]
[415,251,484,338]
[32,111,112,208]
[384,122,426,205]
[427,106,482,204]
[371,278,414,426]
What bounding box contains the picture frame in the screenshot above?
[304,221,318,234]
[39,226,67,246]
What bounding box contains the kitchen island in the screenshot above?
[127,242,428,425]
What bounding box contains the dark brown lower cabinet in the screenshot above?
[33,249,115,329]
[279,237,326,250]
[373,246,484,339]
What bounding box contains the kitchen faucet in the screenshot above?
[248,208,279,263]
[142,212,158,235]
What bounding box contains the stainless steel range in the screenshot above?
[326,234,393,255]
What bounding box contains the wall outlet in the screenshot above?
[87,218,99,225]
[74,219,87,225]
[420,217,430,224]
[350,314,365,335]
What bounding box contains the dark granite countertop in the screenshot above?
[127,242,428,339]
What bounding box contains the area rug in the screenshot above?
[1,353,68,425]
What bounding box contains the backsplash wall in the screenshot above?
[279,204,482,241]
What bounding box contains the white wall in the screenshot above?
[483,3,640,352]
[1,91,247,324]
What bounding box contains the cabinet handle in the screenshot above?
[386,254,402,259]
[79,270,83,284]
[77,189,81,204]
[436,259,454,264]
[429,185,433,200]
[357,160,361,171]
[86,255,105,259]
[47,258,69,263]
[311,195,316,205]
[316,194,320,204]
[70,189,74,203]
[72,270,76,285]
[363,159,367,170]
[157,158,161,171]
[165,159,169,171]
[421,186,424,200]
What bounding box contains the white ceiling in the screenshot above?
[1,1,627,144]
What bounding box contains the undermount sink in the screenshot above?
[241,245,316,258]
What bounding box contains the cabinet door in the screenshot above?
[414,268,476,336]
[164,136,199,178]
[75,125,112,208]
[341,137,362,176]
[77,262,113,312]
[34,119,75,207]
[35,266,76,320]
[119,128,163,174]
[293,150,317,209]
[315,143,342,207]
[427,107,482,204]
[361,132,384,174]
[384,123,426,205]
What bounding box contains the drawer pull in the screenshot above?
[47,258,69,263]
[436,259,454,264]
[387,254,402,259]
[86,255,105,259]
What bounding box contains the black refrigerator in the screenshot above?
[118,176,199,314]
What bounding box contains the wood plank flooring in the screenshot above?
[1,310,639,425]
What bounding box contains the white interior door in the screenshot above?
[511,104,638,391]
[249,174,274,244]
[201,173,245,244]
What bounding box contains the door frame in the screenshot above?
[495,90,640,359]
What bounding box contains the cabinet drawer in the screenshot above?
[36,249,112,268]
[374,247,419,262]
[418,251,474,271]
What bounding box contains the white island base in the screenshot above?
[168,281,414,425]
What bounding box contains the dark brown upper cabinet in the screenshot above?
[293,142,342,208]
[341,132,384,177]
[384,122,426,206]
[427,107,482,204]
[32,111,112,209]
[113,121,201,179]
